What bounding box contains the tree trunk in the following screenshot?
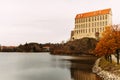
[117,53,119,64]
[109,55,112,63]
[116,49,119,64]
[105,55,108,61]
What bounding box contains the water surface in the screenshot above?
[0,52,100,80]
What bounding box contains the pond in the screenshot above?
[0,52,101,80]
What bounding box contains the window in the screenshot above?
[84,18,86,22]
[92,17,94,21]
[80,19,81,23]
[77,19,79,23]
[100,28,102,32]
[88,18,90,22]
[83,18,84,23]
[81,19,82,23]
[75,20,76,23]
[92,23,94,27]
[97,16,99,21]
[80,19,82,23]
[86,18,87,22]
[77,19,78,23]
[83,24,85,28]
[88,18,89,22]
[98,16,100,21]
[75,20,77,23]
[103,22,104,26]
[100,16,102,20]
[105,15,107,19]
[101,22,102,26]
[82,19,84,23]
[78,19,80,23]
[104,15,106,20]
[76,30,77,34]
[95,16,96,21]
[103,15,104,20]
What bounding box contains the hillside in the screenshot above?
[50,37,98,55]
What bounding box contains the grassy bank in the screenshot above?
[99,56,120,77]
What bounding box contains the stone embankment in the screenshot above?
[92,58,120,80]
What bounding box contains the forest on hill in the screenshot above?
[0,37,98,55]
[50,37,98,55]
[0,43,51,52]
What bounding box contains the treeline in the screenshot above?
[50,37,98,55]
[0,43,52,52]
[0,37,98,55]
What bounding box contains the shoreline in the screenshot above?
[92,58,120,80]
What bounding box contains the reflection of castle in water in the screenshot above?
[69,55,102,80]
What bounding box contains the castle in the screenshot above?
[71,8,112,40]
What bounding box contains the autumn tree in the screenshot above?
[94,25,120,64]
[112,25,120,64]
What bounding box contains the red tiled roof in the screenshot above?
[75,8,111,19]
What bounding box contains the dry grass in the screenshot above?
[99,57,116,69]
[99,56,120,76]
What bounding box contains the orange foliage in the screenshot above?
[95,25,120,56]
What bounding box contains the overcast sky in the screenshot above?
[0,0,120,46]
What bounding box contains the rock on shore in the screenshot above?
[92,58,120,80]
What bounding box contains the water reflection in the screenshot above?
[70,59,101,80]
[0,53,71,80]
[0,53,101,80]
